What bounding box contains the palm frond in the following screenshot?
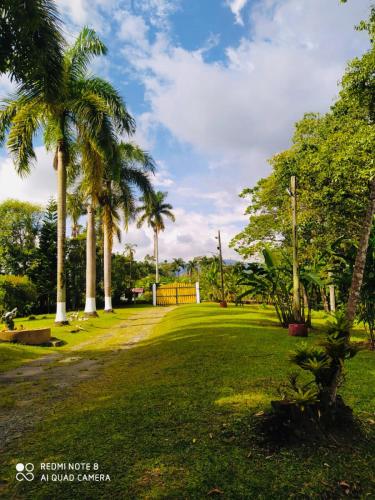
[6,100,42,176]
[67,27,107,82]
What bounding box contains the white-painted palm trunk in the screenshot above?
[84,202,98,316]
[103,217,113,312]
[55,144,68,324]
[55,301,67,323]
[154,229,159,283]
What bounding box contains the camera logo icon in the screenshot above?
[16,463,34,481]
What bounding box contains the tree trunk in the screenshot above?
[103,214,113,312]
[321,288,329,313]
[303,286,312,328]
[72,222,78,238]
[327,179,375,405]
[346,178,375,327]
[55,143,68,324]
[154,229,159,283]
[84,201,98,317]
[291,176,302,322]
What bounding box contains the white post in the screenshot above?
[328,272,336,312]
[196,282,200,304]
[152,283,157,306]
[329,285,336,312]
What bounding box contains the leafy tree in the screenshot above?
[357,225,375,348]
[339,10,375,327]
[0,199,42,276]
[0,275,37,316]
[29,198,57,312]
[65,235,86,311]
[136,191,175,283]
[199,257,221,301]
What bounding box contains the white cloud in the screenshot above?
[153,161,174,187]
[117,203,248,260]
[227,0,249,25]
[133,0,180,29]
[120,0,371,186]
[0,148,56,206]
[1,0,373,262]
[117,11,149,49]
[0,74,16,97]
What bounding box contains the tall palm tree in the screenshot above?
[67,190,85,238]
[186,259,198,280]
[100,142,155,312]
[171,258,185,277]
[0,27,133,323]
[124,243,137,287]
[136,191,175,283]
[1,0,64,98]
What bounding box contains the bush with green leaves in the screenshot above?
[237,248,322,327]
[0,275,37,317]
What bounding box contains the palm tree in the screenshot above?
[78,116,135,317]
[67,190,85,238]
[171,258,185,277]
[136,191,175,283]
[186,259,198,280]
[0,27,133,323]
[124,243,137,287]
[0,0,64,98]
[100,142,155,312]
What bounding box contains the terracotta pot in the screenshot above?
[219,301,228,308]
[288,323,308,337]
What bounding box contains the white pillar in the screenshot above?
[152,283,157,306]
[328,272,336,313]
[329,285,336,312]
[196,282,200,304]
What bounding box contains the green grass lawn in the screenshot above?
[0,305,151,373]
[2,304,375,499]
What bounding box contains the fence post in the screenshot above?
[196,282,200,304]
[152,283,157,306]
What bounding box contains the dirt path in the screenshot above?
[0,306,174,450]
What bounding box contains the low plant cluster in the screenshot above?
[262,311,362,442]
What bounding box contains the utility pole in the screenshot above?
[291,176,302,322]
[217,230,226,305]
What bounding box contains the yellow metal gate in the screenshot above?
[156,283,197,306]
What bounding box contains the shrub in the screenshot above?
[0,275,37,317]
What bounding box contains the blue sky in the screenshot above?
[0,0,372,260]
